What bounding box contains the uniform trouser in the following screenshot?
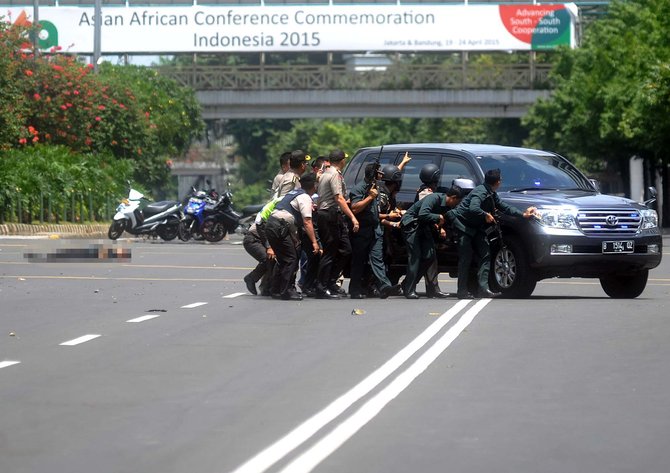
[316,209,352,292]
[402,224,439,295]
[243,232,274,294]
[457,230,490,295]
[349,226,392,296]
[266,217,300,297]
[299,232,320,291]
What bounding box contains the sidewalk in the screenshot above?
[2,222,669,239]
[0,223,108,238]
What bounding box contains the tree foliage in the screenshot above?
[0,145,134,223]
[523,0,670,172]
[227,117,526,206]
[0,18,205,192]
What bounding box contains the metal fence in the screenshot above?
[155,63,553,92]
[0,191,120,224]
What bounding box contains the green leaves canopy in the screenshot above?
[0,19,204,191]
[524,0,670,169]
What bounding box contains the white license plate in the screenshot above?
[602,240,634,254]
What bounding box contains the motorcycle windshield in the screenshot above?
[186,201,205,214]
[128,189,144,200]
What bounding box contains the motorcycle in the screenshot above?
[178,186,219,242]
[199,185,263,243]
[108,185,182,241]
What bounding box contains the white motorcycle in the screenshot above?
[108,187,182,241]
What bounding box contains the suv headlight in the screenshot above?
[640,209,658,229]
[537,206,579,230]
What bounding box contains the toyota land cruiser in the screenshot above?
[342,144,662,298]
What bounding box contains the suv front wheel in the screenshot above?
[490,236,537,298]
[600,270,648,298]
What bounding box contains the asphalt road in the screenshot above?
[1,235,669,473]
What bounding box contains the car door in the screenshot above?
[394,151,443,209]
[435,154,479,269]
[343,149,395,192]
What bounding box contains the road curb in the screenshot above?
[0,223,108,238]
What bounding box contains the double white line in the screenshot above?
[232,298,491,473]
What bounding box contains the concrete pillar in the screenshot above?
[654,166,664,227]
[629,155,644,202]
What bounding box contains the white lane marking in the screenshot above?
[280,298,492,473]
[126,314,161,323]
[223,292,246,299]
[181,302,208,309]
[59,334,101,346]
[0,361,21,369]
[230,299,473,473]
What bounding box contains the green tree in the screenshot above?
[1,19,204,193]
[0,145,133,223]
[524,0,670,175]
[0,16,32,148]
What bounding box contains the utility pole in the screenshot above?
[93,0,102,73]
[32,0,39,55]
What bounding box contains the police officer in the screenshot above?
[271,152,291,197]
[265,173,320,301]
[242,197,282,296]
[378,164,404,231]
[411,162,456,297]
[415,163,441,202]
[447,168,537,299]
[275,150,311,198]
[311,156,331,181]
[314,149,359,299]
[349,163,399,299]
[378,152,411,226]
[400,186,464,299]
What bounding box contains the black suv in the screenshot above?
[343,143,662,298]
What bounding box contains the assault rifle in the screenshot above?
[365,145,384,194]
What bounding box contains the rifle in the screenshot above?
[365,145,384,194]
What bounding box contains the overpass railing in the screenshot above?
[155,63,553,91]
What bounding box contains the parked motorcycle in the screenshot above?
[108,186,182,241]
[178,186,218,242]
[199,186,263,243]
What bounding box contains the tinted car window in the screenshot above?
[439,156,478,189]
[344,150,394,191]
[477,154,594,192]
[397,152,441,198]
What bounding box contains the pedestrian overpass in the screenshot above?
[155,61,553,119]
[4,0,610,118]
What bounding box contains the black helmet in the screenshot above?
[419,163,440,185]
[381,164,402,183]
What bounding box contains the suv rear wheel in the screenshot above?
[490,236,537,298]
[600,270,648,298]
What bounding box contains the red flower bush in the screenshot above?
[2,20,204,189]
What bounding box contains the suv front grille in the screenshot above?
[577,209,641,235]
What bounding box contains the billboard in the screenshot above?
[4,4,577,54]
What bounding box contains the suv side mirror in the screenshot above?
[644,186,657,209]
[589,178,600,192]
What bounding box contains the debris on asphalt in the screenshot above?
[351,308,365,316]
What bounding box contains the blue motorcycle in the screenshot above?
[178,187,217,242]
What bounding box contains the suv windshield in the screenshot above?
[477,153,594,192]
